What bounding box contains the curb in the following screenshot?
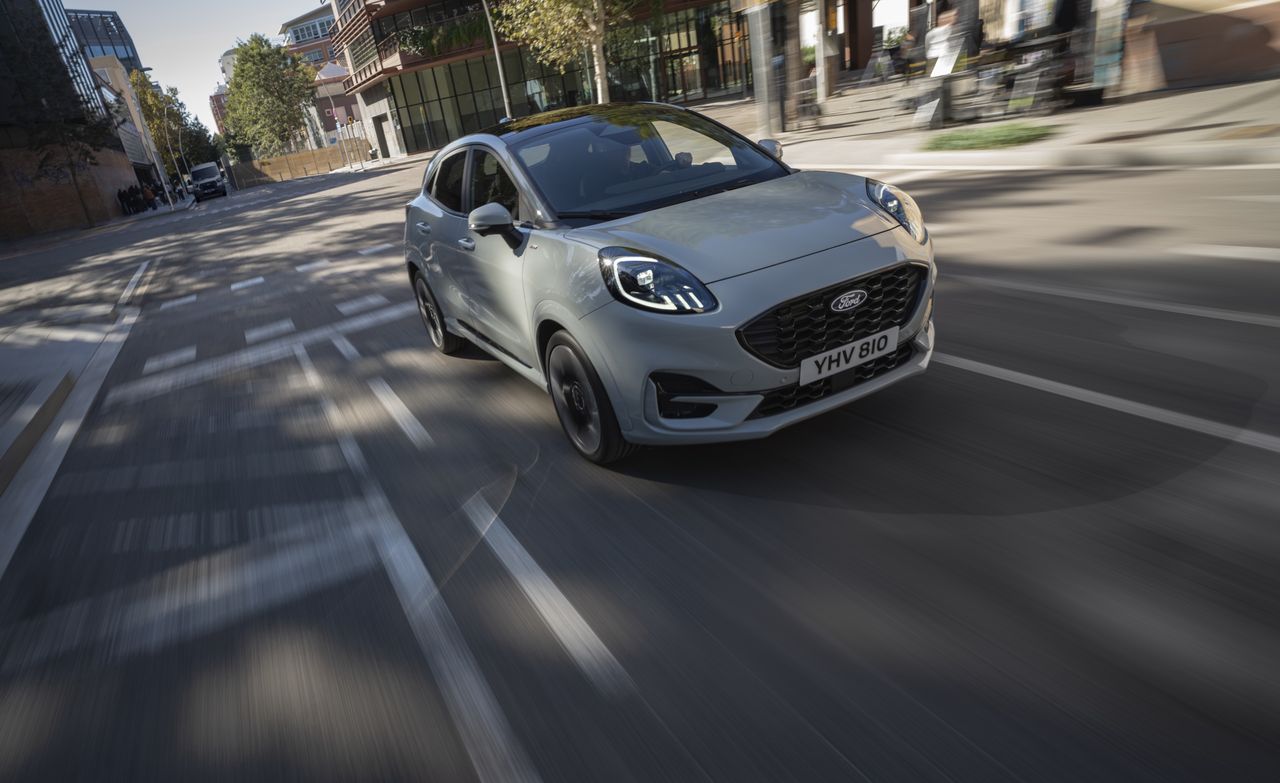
[884,142,1280,168]
[0,372,74,497]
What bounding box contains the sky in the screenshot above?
[94,0,328,132]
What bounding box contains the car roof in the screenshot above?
[477,101,691,145]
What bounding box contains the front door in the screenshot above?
[462,147,535,367]
[407,149,471,325]
[373,115,391,158]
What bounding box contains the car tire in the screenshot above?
[414,272,464,355]
[544,331,637,465]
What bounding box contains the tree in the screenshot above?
[494,0,639,104]
[128,71,215,179]
[224,34,316,156]
[1,3,119,227]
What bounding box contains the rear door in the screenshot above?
[461,146,536,367]
[406,149,471,325]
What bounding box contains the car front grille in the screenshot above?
[747,343,915,419]
[737,264,926,369]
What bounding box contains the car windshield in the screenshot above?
[507,107,786,223]
[191,165,219,182]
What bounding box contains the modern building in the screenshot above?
[209,85,229,135]
[273,5,361,146]
[328,0,759,158]
[90,54,167,188]
[1,0,144,237]
[11,0,107,118]
[219,48,237,83]
[313,60,362,142]
[66,8,143,74]
[279,4,338,66]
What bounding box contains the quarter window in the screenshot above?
[469,149,519,217]
[431,151,467,212]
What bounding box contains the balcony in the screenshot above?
[341,10,490,94]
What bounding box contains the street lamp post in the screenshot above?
[161,102,182,196]
[481,0,512,119]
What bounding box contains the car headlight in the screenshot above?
[598,248,717,314]
[866,179,927,244]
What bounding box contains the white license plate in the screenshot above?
[799,326,900,385]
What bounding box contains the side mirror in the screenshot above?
[757,138,784,160]
[469,202,522,248]
[468,202,514,236]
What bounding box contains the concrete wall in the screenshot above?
[0,145,137,241]
[355,83,406,159]
[1123,0,1280,90]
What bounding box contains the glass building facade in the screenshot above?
[384,1,751,154]
[65,9,143,74]
[37,0,104,117]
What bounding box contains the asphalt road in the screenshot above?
[1,159,1278,781]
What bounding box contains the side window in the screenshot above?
[431,151,467,212]
[469,149,520,218]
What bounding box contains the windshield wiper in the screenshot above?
[555,210,636,221]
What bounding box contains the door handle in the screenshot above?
[415,221,431,234]
[457,238,476,251]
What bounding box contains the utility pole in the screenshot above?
[161,102,181,195]
[481,0,512,119]
[745,3,778,137]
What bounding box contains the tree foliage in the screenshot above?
[128,71,218,178]
[224,34,316,157]
[494,0,639,103]
[398,12,488,58]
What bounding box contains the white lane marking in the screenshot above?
[294,343,323,388]
[331,335,361,360]
[951,275,1280,329]
[142,345,197,375]
[357,242,394,256]
[105,302,414,407]
[463,495,633,697]
[230,276,265,291]
[337,294,390,315]
[244,318,296,344]
[295,259,330,272]
[934,353,1280,455]
[158,293,197,310]
[368,377,433,449]
[0,310,136,583]
[303,348,541,783]
[117,259,150,307]
[1170,244,1280,263]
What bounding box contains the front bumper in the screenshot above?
[577,227,936,445]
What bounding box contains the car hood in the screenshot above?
[566,170,899,283]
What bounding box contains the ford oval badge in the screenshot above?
[830,289,868,313]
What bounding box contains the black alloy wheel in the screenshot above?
[544,331,637,464]
[414,273,464,354]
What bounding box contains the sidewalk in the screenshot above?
[0,195,194,263]
[697,77,1280,169]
